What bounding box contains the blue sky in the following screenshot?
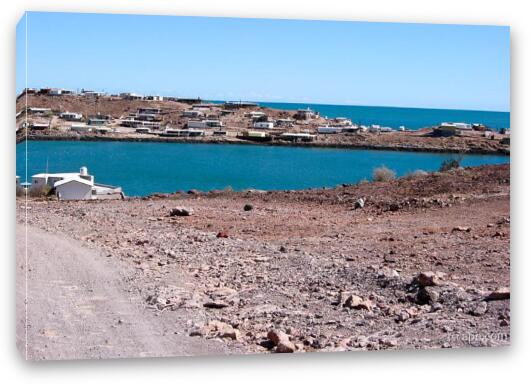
[16,12,510,111]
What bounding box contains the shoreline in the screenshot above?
[18,134,511,156]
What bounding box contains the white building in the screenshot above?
[144,95,164,101]
[71,124,92,133]
[317,126,343,134]
[187,119,223,129]
[60,111,83,121]
[55,177,94,200]
[120,92,143,100]
[253,121,274,129]
[182,110,204,118]
[163,128,205,137]
[332,117,353,126]
[30,167,121,200]
[279,132,315,142]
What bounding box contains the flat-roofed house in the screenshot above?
[120,92,143,100]
[253,121,274,129]
[31,167,122,200]
[294,108,316,120]
[55,177,94,200]
[60,111,83,121]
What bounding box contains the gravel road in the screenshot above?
[16,224,237,361]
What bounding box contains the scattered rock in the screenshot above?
[169,207,193,217]
[354,198,365,209]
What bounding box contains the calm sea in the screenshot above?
[17,141,509,197]
[212,101,510,130]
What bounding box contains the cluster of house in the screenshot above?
[432,122,507,137]
[17,167,123,201]
[18,87,167,101]
[121,107,164,132]
[69,114,113,134]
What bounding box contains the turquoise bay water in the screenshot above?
[212,101,510,130]
[17,141,509,197]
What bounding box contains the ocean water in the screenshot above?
[213,101,510,130]
[17,141,509,197]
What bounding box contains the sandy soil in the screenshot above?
[16,164,510,359]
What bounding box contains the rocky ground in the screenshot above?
[16,164,510,357]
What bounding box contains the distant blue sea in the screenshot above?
[17,141,509,197]
[213,101,510,130]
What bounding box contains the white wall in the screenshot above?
[55,181,92,200]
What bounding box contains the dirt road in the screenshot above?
[16,224,237,361]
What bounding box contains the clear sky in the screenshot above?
[16,12,510,111]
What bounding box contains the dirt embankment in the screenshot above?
[16,164,510,358]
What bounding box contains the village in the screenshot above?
[16,87,510,155]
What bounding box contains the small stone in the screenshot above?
[500,319,510,327]
[169,207,193,217]
[343,294,372,310]
[216,231,229,238]
[470,301,488,316]
[243,204,253,211]
[379,338,398,348]
[389,203,400,212]
[452,226,471,232]
[415,287,439,305]
[354,198,365,209]
[414,271,444,287]
[267,329,289,346]
[203,300,229,309]
[485,287,510,301]
[276,340,296,353]
[218,328,241,341]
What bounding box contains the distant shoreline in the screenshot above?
[18,134,510,156]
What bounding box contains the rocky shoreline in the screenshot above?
[18,133,510,156]
[17,164,510,355]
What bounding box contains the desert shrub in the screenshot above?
[409,169,428,178]
[372,166,396,182]
[28,184,52,198]
[439,158,461,172]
